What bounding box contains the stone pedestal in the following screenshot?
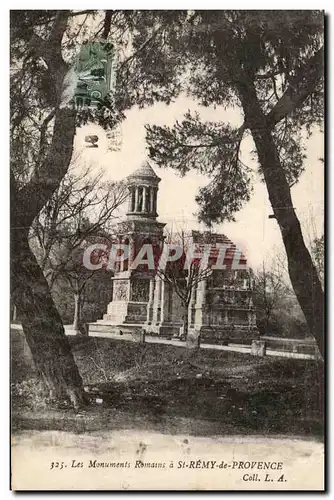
[186,329,201,349]
[131,328,146,343]
[101,271,151,325]
[251,340,266,357]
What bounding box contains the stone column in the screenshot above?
[159,279,165,324]
[134,187,139,212]
[224,309,229,325]
[119,237,124,272]
[197,279,207,307]
[248,309,252,329]
[154,278,162,324]
[146,278,156,325]
[159,279,169,325]
[188,283,197,328]
[149,187,154,213]
[131,187,136,212]
[194,278,207,329]
[153,188,157,213]
[128,236,135,268]
[143,186,147,213]
[128,187,132,212]
[252,310,257,326]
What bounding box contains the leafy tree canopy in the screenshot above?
[140,11,324,224]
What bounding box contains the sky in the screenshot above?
[73,96,324,271]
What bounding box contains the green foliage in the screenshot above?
[75,96,125,131]
[271,120,307,187]
[147,111,240,175]
[142,11,324,224]
[11,10,324,226]
[115,10,189,109]
[146,113,252,223]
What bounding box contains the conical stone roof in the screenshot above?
[127,161,161,182]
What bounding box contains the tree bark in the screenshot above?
[12,304,17,322]
[72,292,82,333]
[11,229,87,408]
[181,307,189,340]
[10,13,88,406]
[237,79,324,358]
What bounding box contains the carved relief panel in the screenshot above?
[113,280,129,301]
[131,279,150,302]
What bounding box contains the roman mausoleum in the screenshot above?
[88,161,258,342]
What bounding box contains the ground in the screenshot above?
[11,330,324,438]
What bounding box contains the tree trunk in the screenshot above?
[72,293,81,332]
[12,304,17,322]
[11,229,87,408]
[181,307,189,340]
[237,79,324,358]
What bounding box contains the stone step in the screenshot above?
[88,322,144,334]
[103,314,126,322]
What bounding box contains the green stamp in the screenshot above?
[72,42,116,109]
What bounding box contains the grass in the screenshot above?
[11,330,324,439]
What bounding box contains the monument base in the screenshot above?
[103,300,148,325]
[190,325,259,344]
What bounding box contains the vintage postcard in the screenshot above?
[10,10,324,491]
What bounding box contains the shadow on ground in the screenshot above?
[11,332,324,439]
